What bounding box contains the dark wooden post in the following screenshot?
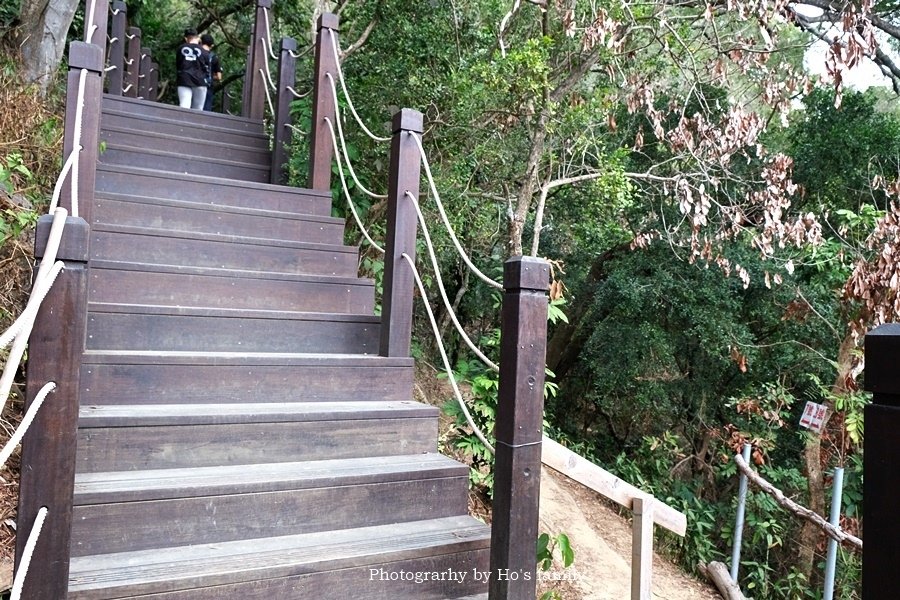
[379,109,423,358]
[106,1,127,94]
[85,0,109,60]
[14,216,90,600]
[149,61,159,101]
[863,324,900,598]
[244,0,272,119]
[271,36,297,185]
[138,47,151,99]
[125,26,141,97]
[307,13,339,192]
[489,256,550,600]
[62,41,103,224]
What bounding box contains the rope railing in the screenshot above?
[286,85,310,99]
[401,253,495,454]
[411,132,503,290]
[10,506,49,600]
[258,69,276,117]
[84,0,99,42]
[325,73,388,200]
[69,68,89,219]
[259,37,278,90]
[324,117,385,253]
[328,32,391,143]
[0,382,57,469]
[261,6,279,60]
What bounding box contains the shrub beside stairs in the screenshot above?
[59,94,490,599]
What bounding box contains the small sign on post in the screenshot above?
[799,401,828,434]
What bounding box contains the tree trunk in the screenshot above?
[12,0,80,94]
[797,332,858,581]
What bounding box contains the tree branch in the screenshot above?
[340,18,377,60]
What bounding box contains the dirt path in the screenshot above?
[538,467,720,600]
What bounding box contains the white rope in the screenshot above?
[125,57,134,65]
[402,253,495,454]
[259,37,277,90]
[0,382,56,470]
[406,191,499,372]
[259,69,276,117]
[10,506,48,600]
[328,32,391,143]
[108,36,119,44]
[122,83,133,93]
[261,7,279,60]
[0,261,65,352]
[104,65,117,72]
[411,133,503,290]
[324,118,385,253]
[285,123,307,136]
[287,86,310,99]
[70,68,89,219]
[325,73,388,200]
[48,149,79,214]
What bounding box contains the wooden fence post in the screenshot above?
[245,0,272,119]
[107,1,127,94]
[631,497,655,600]
[138,47,151,99]
[863,325,900,598]
[62,41,103,224]
[307,13,339,192]
[149,61,159,101]
[125,27,141,97]
[489,256,550,600]
[271,36,297,185]
[85,0,109,60]
[379,109,423,358]
[14,216,90,600]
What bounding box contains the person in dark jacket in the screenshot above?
[200,33,222,112]
[176,28,208,110]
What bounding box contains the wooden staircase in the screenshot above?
[59,94,490,598]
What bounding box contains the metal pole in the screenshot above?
[823,467,845,600]
[730,443,752,582]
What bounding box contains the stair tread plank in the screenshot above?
[100,143,271,183]
[81,349,413,367]
[100,124,272,165]
[101,106,268,140]
[87,302,378,322]
[102,94,265,133]
[68,516,490,597]
[78,400,437,427]
[74,453,466,504]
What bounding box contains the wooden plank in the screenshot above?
[100,109,269,148]
[541,436,688,536]
[95,164,331,215]
[102,94,265,132]
[73,454,466,503]
[75,418,438,471]
[71,476,468,556]
[80,349,414,367]
[99,127,272,165]
[100,144,271,183]
[88,265,375,314]
[631,497,654,600]
[67,516,489,599]
[79,360,414,405]
[307,13,339,191]
[89,227,359,278]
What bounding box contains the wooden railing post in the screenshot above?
[379,109,423,358]
[124,26,141,97]
[307,13,339,192]
[107,1,127,94]
[489,256,550,600]
[631,497,655,600]
[85,0,109,60]
[149,60,159,101]
[14,216,90,600]
[138,47,151,99]
[863,324,900,598]
[62,41,103,224]
[244,0,272,119]
[271,36,297,185]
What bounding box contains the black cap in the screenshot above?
[184,27,198,37]
[201,34,214,46]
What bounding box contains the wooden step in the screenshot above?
[90,224,359,278]
[95,164,331,216]
[91,192,344,245]
[100,108,270,150]
[71,453,469,556]
[85,303,380,353]
[100,143,271,183]
[102,94,266,134]
[100,125,272,166]
[88,261,375,313]
[68,516,490,599]
[75,401,439,472]
[79,351,414,405]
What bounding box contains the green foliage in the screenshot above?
[537,531,575,600]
